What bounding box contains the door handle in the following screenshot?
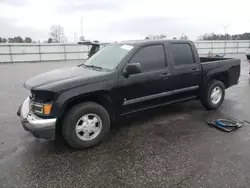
[190,68,198,72]
[160,73,170,79]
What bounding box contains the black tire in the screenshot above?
[62,102,110,149]
[200,80,225,110]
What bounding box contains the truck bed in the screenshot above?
[200,57,232,63]
[200,57,241,88]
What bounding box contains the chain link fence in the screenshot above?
[0,43,89,63]
[0,40,249,63]
[194,40,250,55]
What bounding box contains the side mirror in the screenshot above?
[123,63,142,77]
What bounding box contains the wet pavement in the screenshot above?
[0,56,250,188]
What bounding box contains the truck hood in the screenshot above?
[24,66,112,92]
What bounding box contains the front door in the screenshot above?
[118,44,172,114]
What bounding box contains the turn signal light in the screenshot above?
[43,104,52,115]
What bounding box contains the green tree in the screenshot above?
[8,38,14,43]
[12,36,24,43]
[199,32,250,40]
[47,38,52,43]
[49,25,66,43]
[145,34,167,40]
[24,37,32,43]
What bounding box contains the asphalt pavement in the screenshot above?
[0,56,250,188]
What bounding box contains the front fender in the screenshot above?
[51,80,116,117]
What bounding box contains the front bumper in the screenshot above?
[18,97,56,139]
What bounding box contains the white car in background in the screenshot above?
[246,48,250,60]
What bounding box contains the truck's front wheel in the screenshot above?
[200,80,225,110]
[62,102,110,149]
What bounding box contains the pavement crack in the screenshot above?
[172,173,194,188]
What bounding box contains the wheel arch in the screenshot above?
[55,91,115,134]
[61,90,114,118]
[210,72,229,88]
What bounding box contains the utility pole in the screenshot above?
[221,23,230,40]
[80,16,85,41]
[81,16,83,37]
[221,23,230,54]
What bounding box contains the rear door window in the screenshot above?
[170,44,195,66]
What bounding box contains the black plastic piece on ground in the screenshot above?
[207,118,243,132]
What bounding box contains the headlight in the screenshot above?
[32,102,53,116]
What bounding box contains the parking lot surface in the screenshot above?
[0,56,250,188]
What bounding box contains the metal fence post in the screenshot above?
[211,41,214,53]
[236,41,239,54]
[64,44,66,60]
[8,45,13,63]
[196,41,199,52]
[224,40,227,54]
[38,44,41,61]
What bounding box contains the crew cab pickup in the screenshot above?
[18,40,241,149]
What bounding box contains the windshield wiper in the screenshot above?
[83,64,103,70]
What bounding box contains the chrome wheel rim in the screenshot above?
[211,86,222,105]
[75,113,102,141]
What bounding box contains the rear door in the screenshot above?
[167,42,201,96]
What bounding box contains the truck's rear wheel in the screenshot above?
[200,80,225,110]
[62,102,110,149]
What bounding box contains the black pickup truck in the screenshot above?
[18,40,240,149]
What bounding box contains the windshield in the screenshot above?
[83,44,134,70]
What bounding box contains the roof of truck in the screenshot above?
[119,39,192,45]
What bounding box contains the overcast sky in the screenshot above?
[0,0,250,42]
